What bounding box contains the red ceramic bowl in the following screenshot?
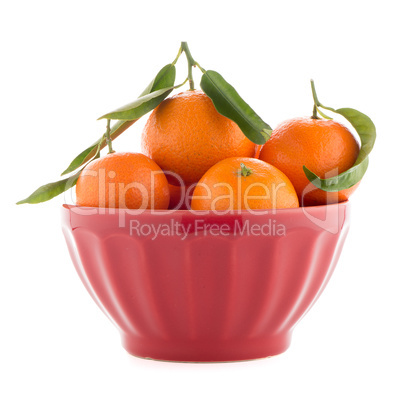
[61,202,350,362]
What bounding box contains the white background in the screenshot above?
[1,1,401,401]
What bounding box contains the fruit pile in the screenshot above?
[18,42,376,211]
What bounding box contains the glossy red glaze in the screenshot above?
[61,202,351,362]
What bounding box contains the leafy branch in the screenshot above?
[303,80,376,192]
[17,42,273,205]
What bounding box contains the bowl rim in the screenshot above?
[62,200,349,217]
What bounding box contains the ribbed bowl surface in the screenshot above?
[61,202,350,361]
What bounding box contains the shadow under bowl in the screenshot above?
[61,202,350,362]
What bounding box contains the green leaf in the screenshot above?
[139,63,176,97]
[61,64,176,175]
[335,108,376,164]
[98,85,175,121]
[200,70,272,145]
[16,170,82,205]
[303,157,369,192]
[303,106,376,192]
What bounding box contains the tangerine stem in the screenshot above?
[94,135,104,159]
[310,80,333,120]
[312,104,319,119]
[310,79,321,107]
[181,41,196,90]
[311,79,321,119]
[172,44,183,65]
[105,119,115,154]
[195,61,206,74]
[239,163,253,177]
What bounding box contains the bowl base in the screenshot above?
[121,333,292,363]
[131,354,274,364]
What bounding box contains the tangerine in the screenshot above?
[76,152,169,209]
[191,157,299,211]
[141,90,256,185]
[259,117,360,206]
